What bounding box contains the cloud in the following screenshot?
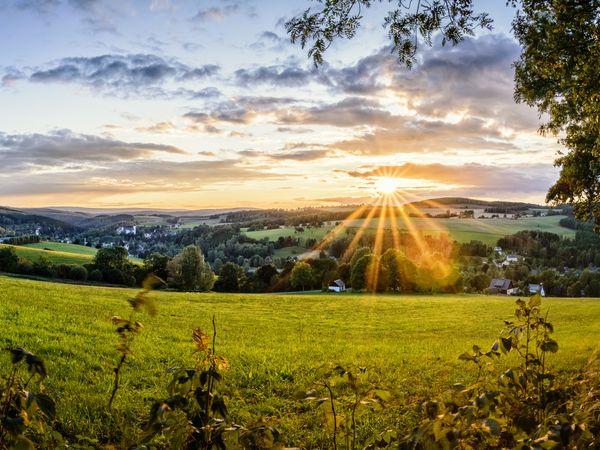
[0,158,288,197]
[192,1,256,22]
[276,97,396,128]
[325,34,538,131]
[238,149,332,161]
[301,196,374,205]
[18,54,219,96]
[183,96,298,128]
[234,64,326,87]
[341,162,558,195]
[250,31,289,51]
[12,0,60,13]
[149,0,172,11]
[135,121,176,134]
[330,117,517,155]
[0,129,185,171]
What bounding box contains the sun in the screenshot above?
[375,177,401,195]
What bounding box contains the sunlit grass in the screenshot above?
[1,275,599,447]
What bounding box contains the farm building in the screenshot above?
[488,278,513,295]
[328,279,346,293]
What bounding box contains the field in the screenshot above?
[244,215,575,246]
[0,241,142,265]
[1,275,599,447]
[24,241,98,256]
[0,243,95,265]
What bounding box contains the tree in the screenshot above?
[349,246,371,267]
[286,0,492,67]
[350,253,377,292]
[380,248,417,292]
[0,246,19,273]
[94,247,129,272]
[512,1,600,228]
[288,2,600,227]
[143,252,170,281]
[167,245,214,292]
[214,262,245,292]
[290,261,314,291]
[256,263,278,287]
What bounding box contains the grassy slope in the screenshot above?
[1,242,142,265]
[244,216,575,246]
[1,275,599,447]
[244,226,332,242]
[24,241,98,256]
[0,243,94,265]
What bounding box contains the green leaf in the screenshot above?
[540,339,559,353]
[458,352,475,362]
[12,435,35,450]
[375,389,392,402]
[482,418,501,435]
[35,393,56,420]
[529,292,542,307]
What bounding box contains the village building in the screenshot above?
[488,278,513,295]
[116,225,137,235]
[328,279,346,293]
[528,284,546,296]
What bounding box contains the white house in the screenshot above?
[328,279,346,293]
[507,287,521,296]
[116,225,137,235]
[528,284,546,297]
[502,254,519,266]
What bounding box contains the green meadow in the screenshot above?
[0,243,95,265]
[1,275,599,447]
[1,242,143,266]
[244,215,574,246]
[23,241,98,256]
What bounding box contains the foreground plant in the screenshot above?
[302,364,394,449]
[0,348,55,449]
[401,293,600,449]
[142,317,284,449]
[108,274,161,408]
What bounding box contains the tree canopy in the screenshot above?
[286,0,492,67]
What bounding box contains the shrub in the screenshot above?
[0,246,19,273]
[69,265,88,281]
[400,293,600,449]
[88,269,103,282]
[55,263,71,279]
[16,259,33,275]
[104,268,127,285]
[32,255,54,277]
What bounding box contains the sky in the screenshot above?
[0,0,562,209]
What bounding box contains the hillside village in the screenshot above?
[1,199,600,296]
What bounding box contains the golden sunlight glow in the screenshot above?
[309,186,458,294]
[375,177,402,195]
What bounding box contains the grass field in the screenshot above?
[1,241,142,265]
[244,226,332,242]
[0,243,95,265]
[1,275,599,447]
[24,241,98,256]
[244,216,575,247]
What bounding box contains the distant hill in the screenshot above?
[21,208,93,226]
[75,214,136,229]
[0,207,78,231]
[403,197,544,210]
[24,206,256,217]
